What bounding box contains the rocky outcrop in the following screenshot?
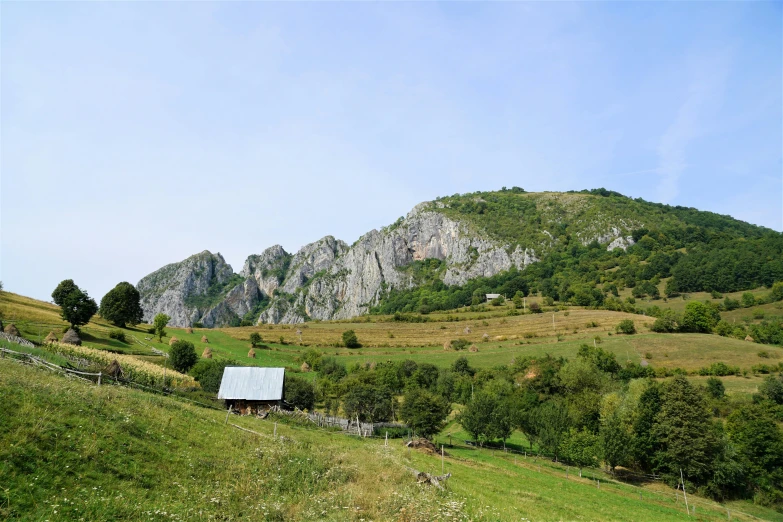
[241,245,291,297]
[137,251,259,328]
[138,193,640,325]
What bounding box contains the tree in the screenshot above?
[343,383,394,422]
[452,356,475,377]
[99,282,143,327]
[680,301,720,333]
[153,313,170,343]
[758,375,783,405]
[741,292,756,308]
[651,376,719,483]
[342,330,360,348]
[600,411,630,472]
[615,319,636,335]
[535,400,570,460]
[169,340,198,373]
[51,279,98,329]
[459,391,496,445]
[399,387,451,438]
[560,428,599,474]
[705,377,725,399]
[726,403,783,498]
[191,359,236,394]
[249,332,262,348]
[284,375,316,410]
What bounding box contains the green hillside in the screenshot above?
[374,188,783,315]
[3,359,780,521]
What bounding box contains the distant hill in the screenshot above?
[137,188,783,327]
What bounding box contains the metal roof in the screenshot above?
[217,367,285,401]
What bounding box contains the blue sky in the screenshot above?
[2,2,781,303]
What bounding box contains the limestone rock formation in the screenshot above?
[139,192,641,325]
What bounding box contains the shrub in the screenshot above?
[170,340,198,373]
[529,302,542,314]
[342,330,360,348]
[758,351,770,359]
[616,319,636,335]
[723,297,740,311]
[284,375,316,410]
[705,377,725,399]
[710,290,723,299]
[451,338,470,351]
[108,329,127,343]
[753,310,766,320]
[741,292,756,308]
[490,296,505,306]
[249,332,262,347]
[192,322,204,328]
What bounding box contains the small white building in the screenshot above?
[485,293,502,301]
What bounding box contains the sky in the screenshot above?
[2,1,781,303]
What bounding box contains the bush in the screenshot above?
[529,302,542,314]
[169,340,198,373]
[451,339,470,351]
[249,332,262,347]
[342,330,360,348]
[705,377,725,399]
[723,297,740,311]
[490,296,505,306]
[284,375,316,410]
[192,322,204,328]
[616,319,636,335]
[191,359,237,394]
[108,329,127,343]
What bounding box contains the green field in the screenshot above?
[3,358,779,521]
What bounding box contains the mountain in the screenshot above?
[136,189,782,327]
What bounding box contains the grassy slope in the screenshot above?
[4,359,779,521]
[3,292,780,375]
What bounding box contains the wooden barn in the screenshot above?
[217,367,285,414]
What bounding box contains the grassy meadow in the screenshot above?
[3,358,779,521]
[2,291,781,377]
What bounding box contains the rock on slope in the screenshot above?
[137,192,639,326]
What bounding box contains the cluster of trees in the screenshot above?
[50,279,145,331]
[450,344,783,507]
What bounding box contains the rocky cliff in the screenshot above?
[137,191,642,326]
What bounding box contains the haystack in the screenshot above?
[248,348,256,358]
[468,344,478,352]
[62,328,82,346]
[482,333,490,342]
[169,336,179,346]
[463,326,472,334]
[301,362,311,372]
[185,327,193,334]
[44,331,58,344]
[443,340,452,351]
[202,347,213,359]
[4,324,20,336]
[201,335,209,343]
[104,359,124,379]
[745,335,755,342]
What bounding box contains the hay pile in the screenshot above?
[463,326,472,334]
[201,335,209,343]
[44,331,58,344]
[248,348,256,358]
[745,335,755,342]
[202,347,213,359]
[404,438,449,457]
[468,344,478,353]
[301,362,311,372]
[185,327,193,334]
[62,328,82,346]
[443,340,452,351]
[4,324,20,336]
[169,336,179,346]
[482,333,490,342]
[104,359,124,379]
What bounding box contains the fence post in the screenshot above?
[98,372,102,386]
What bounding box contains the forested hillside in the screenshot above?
[373,188,783,316]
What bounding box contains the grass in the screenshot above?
[4,291,781,377]
[4,358,779,521]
